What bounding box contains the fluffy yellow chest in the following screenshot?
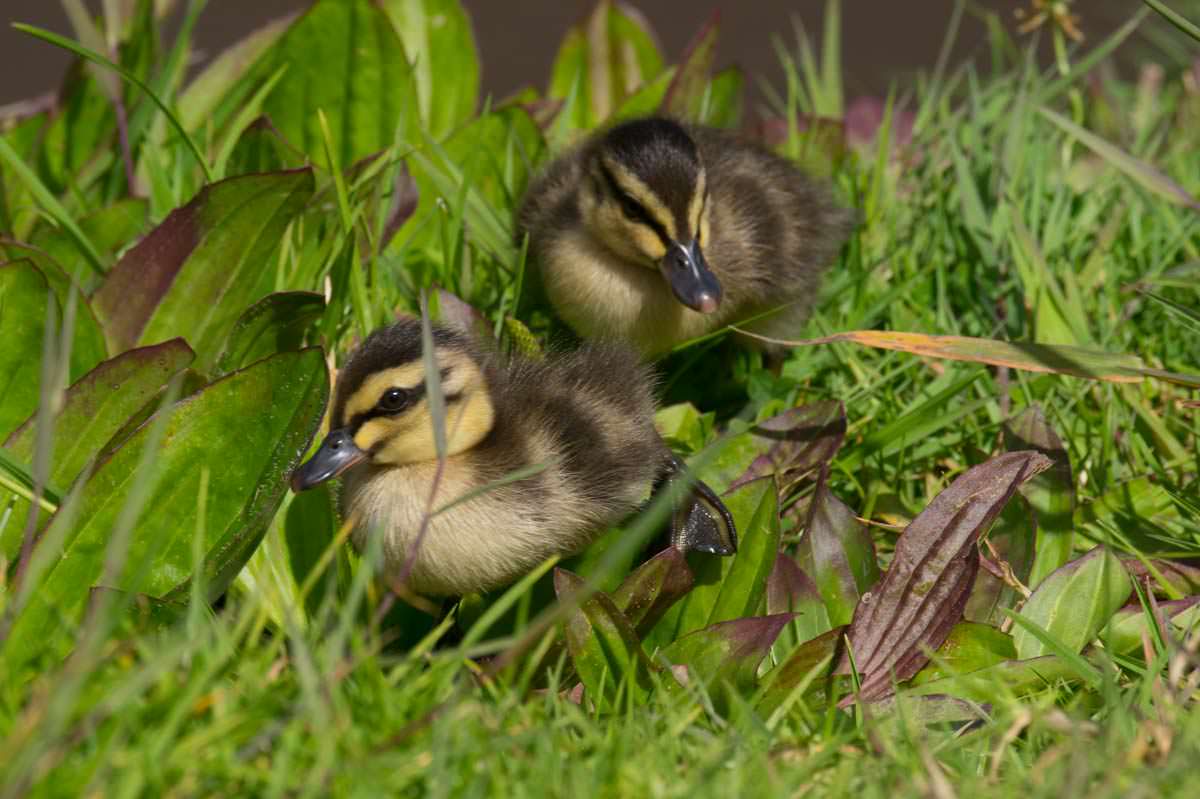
[339,456,598,597]
[540,231,723,357]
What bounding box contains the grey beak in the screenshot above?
[659,240,721,314]
[290,428,366,492]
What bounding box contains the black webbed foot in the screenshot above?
[654,453,737,556]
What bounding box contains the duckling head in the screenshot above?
[581,117,721,314]
[290,319,495,491]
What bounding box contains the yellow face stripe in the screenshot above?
[600,155,677,242]
[688,169,707,242]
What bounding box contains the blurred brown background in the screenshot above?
[1,1,1134,109]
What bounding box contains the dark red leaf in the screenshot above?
[842,451,1053,702]
[727,400,846,493]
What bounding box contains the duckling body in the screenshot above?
[520,117,854,358]
[291,319,734,596]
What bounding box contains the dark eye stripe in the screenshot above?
[597,162,671,247]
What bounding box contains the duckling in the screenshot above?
[290,318,735,597]
[519,116,855,358]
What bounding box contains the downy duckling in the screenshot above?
[290,318,735,597]
[519,116,854,358]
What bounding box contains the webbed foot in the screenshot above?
[655,453,737,556]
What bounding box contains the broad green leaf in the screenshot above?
[546,0,664,141]
[845,451,1052,701]
[908,621,1016,686]
[381,0,480,140]
[1005,405,1075,588]
[742,329,1200,389]
[555,568,655,711]
[766,554,833,656]
[30,198,150,293]
[214,292,325,376]
[649,478,780,647]
[3,349,328,670]
[904,655,1078,703]
[610,546,694,637]
[654,402,714,454]
[1013,546,1133,660]
[1104,597,1200,656]
[223,0,420,168]
[661,14,718,120]
[662,613,793,699]
[0,245,108,360]
[93,169,315,362]
[756,626,846,715]
[697,68,744,128]
[1,340,195,557]
[284,482,341,620]
[0,261,105,440]
[795,468,880,626]
[178,14,296,132]
[223,118,307,178]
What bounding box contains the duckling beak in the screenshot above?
[290,428,366,492]
[660,240,721,314]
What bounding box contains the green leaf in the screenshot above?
[178,14,295,132]
[214,292,325,376]
[381,0,480,140]
[0,260,105,440]
[555,568,655,711]
[766,554,833,656]
[224,0,421,168]
[1005,405,1075,588]
[93,169,315,363]
[756,626,846,715]
[908,621,1016,686]
[1013,546,1133,660]
[284,482,342,620]
[546,0,665,140]
[795,467,880,626]
[661,14,718,120]
[654,403,714,454]
[30,199,150,293]
[1104,597,1200,657]
[1,340,195,559]
[3,349,328,670]
[1040,107,1200,211]
[905,655,1079,702]
[610,547,694,637]
[222,117,307,178]
[649,478,780,647]
[661,613,793,699]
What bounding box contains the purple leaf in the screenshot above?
[727,400,846,493]
[795,466,880,626]
[611,547,694,637]
[842,451,1053,702]
[843,96,915,151]
[432,289,492,344]
[662,613,794,697]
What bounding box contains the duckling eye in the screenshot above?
[617,192,648,224]
[378,387,411,413]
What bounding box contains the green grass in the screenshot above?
[2,0,1200,795]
